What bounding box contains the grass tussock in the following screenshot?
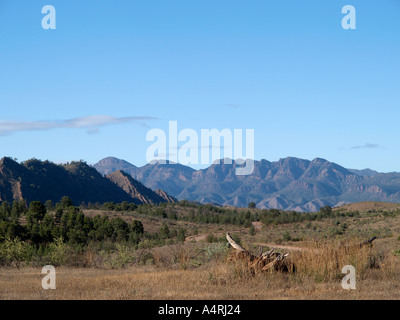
[291,239,376,282]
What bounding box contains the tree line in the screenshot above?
[0,197,190,250]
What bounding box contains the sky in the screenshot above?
[0,0,399,172]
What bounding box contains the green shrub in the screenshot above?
[206,234,217,243]
[283,231,291,241]
[100,243,136,269]
[205,243,229,261]
[47,237,69,266]
[0,236,31,269]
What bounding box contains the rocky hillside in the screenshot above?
[0,157,172,206]
[106,170,175,204]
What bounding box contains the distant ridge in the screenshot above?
[348,168,379,177]
[94,156,400,212]
[94,157,137,176]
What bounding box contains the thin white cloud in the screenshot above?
[351,143,383,150]
[0,115,157,136]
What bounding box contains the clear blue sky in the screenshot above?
[0,0,399,172]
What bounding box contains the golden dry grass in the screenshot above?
[0,264,400,300]
[291,240,375,280]
[1,245,400,301]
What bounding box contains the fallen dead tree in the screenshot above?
[357,236,377,248]
[226,233,295,273]
[339,236,377,252]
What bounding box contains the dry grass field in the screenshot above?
[2,201,400,300]
[1,262,399,300]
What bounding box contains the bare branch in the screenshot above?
[226,233,247,252]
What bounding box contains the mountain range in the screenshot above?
[0,157,175,206]
[94,156,400,212]
[1,155,399,212]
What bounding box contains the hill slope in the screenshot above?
[106,170,175,204]
[0,157,171,206]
